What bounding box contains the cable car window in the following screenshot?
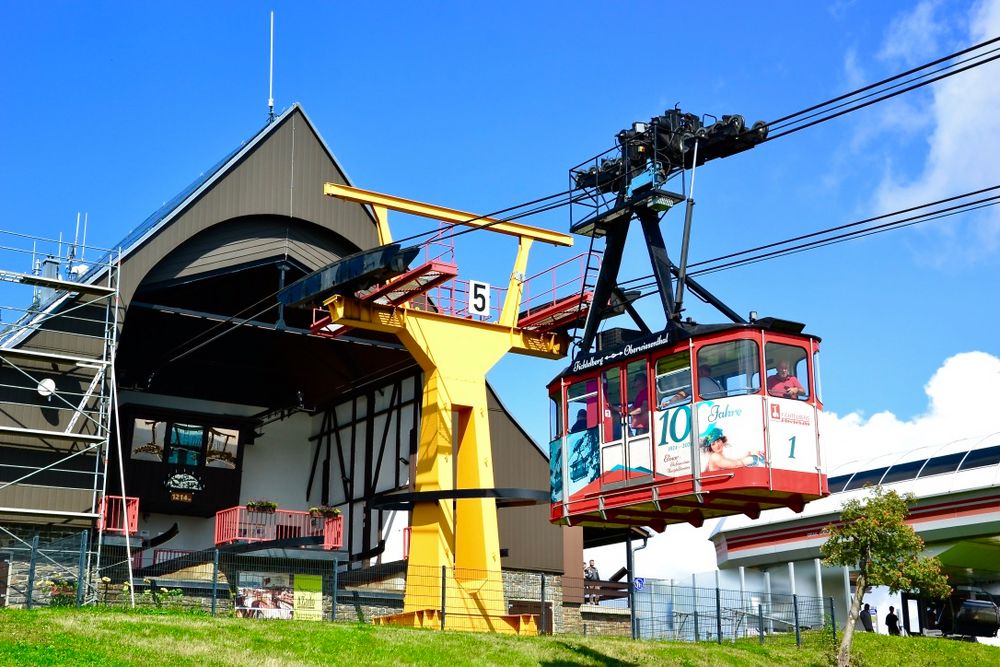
[918,452,966,478]
[697,340,760,399]
[765,343,810,400]
[567,379,598,434]
[549,390,563,441]
[843,466,889,491]
[958,445,1000,471]
[813,351,823,403]
[655,351,692,409]
[626,360,650,435]
[880,459,926,485]
[602,367,622,442]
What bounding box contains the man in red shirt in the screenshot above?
[767,360,806,399]
[628,374,649,434]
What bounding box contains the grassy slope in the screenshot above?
[0,609,996,666]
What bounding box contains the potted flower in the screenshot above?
[46,577,77,606]
[308,505,341,518]
[246,499,278,513]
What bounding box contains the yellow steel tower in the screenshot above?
[322,184,573,633]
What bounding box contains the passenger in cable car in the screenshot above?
[659,389,688,409]
[698,364,726,399]
[766,360,806,399]
[701,426,765,472]
[570,409,589,434]
[628,373,649,435]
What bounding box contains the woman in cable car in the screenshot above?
[548,322,827,527]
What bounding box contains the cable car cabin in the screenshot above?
[548,320,827,531]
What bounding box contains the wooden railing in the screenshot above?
[214,507,343,550]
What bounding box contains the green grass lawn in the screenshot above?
[0,608,996,666]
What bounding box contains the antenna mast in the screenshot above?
[268,11,275,122]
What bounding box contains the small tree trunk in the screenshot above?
[837,572,866,667]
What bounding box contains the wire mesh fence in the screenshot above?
[631,582,835,648]
[2,529,835,648]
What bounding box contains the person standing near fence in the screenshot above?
[584,559,600,604]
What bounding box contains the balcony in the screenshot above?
[214,506,343,550]
[97,495,139,535]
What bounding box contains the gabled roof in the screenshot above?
[2,103,373,350]
[83,103,371,284]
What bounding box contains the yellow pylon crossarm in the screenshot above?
[324,182,574,247]
[323,294,406,334]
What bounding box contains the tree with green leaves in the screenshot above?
[821,486,951,666]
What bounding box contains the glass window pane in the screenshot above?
[655,351,692,409]
[602,367,622,442]
[206,427,239,469]
[828,474,852,493]
[958,445,1000,471]
[813,351,822,403]
[880,459,925,484]
[626,360,650,435]
[167,423,204,466]
[765,342,810,400]
[567,379,598,434]
[549,391,562,441]
[697,340,760,399]
[918,452,966,478]
[843,466,889,491]
[130,419,165,462]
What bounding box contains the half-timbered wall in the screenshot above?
[307,371,420,564]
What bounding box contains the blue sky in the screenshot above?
[1,0,998,466]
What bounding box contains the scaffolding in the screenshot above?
[0,225,124,602]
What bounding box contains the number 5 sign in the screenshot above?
[469,280,491,317]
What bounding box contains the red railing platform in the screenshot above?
[214,507,344,551]
[97,496,139,535]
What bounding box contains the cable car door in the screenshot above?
[600,360,653,489]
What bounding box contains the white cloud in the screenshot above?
[878,0,950,66]
[843,47,867,90]
[873,0,1000,262]
[823,351,1000,471]
[587,351,1000,580]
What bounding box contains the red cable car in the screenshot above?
[548,321,825,530]
[549,109,828,532]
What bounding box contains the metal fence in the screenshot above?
[632,582,835,648]
[2,532,552,631]
[569,575,836,647]
[2,530,835,648]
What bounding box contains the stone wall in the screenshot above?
[502,570,565,633]
[561,603,632,637]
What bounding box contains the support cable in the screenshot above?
[765,36,1000,131]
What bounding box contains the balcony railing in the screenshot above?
[214,506,343,550]
[97,496,139,535]
[132,548,194,571]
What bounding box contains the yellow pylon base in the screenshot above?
[373,609,539,635]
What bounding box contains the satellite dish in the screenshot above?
[37,378,56,397]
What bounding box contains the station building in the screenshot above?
[709,433,1000,635]
[0,104,581,611]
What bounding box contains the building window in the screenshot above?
[130,419,166,462]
